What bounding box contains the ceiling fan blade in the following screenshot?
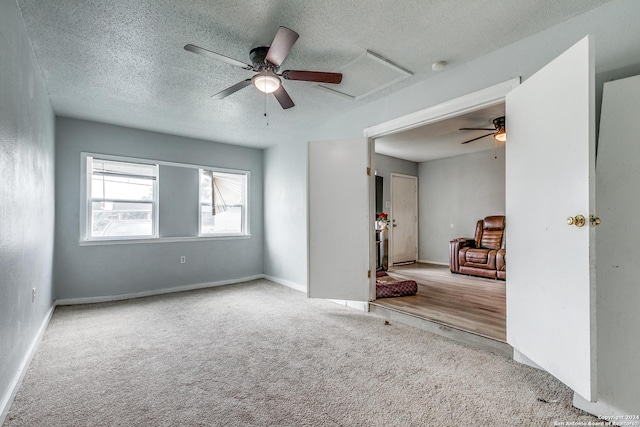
[282,70,343,84]
[265,27,299,67]
[184,44,253,70]
[273,86,295,109]
[459,127,496,131]
[460,132,495,144]
[211,79,252,100]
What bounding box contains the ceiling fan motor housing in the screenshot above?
[493,116,505,130]
[249,46,277,72]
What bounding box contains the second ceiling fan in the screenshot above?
[185,26,343,109]
[459,116,506,144]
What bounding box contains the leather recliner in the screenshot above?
[449,215,506,280]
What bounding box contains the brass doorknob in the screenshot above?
[567,215,586,227]
[590,215,601,227]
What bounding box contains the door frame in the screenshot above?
[364,77,519,278]
[363,78,520,140]
[389,173,418,266]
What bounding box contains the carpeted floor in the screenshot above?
[4,279,597,426]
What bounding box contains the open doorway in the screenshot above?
[369,100,507,343]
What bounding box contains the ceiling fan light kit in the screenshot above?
[252,71,281,93]
[494,127,507,142]
[185,26,343,109]
[459,115,507,144]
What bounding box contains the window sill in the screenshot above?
[79,235,251,246]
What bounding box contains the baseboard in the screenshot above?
[572,394,637,426]
[55,274,265,306]
[417,259,449,266]
[263,275,306,293]
[0,304,55,425]
[328,299,369,312]
[512,349,544,370]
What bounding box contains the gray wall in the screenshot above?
[374,153,419,215]
[418,149,505,264]
[0,0,55,419]
[263,139,307,287]
[158,165,199,238]
[54,118,264,299]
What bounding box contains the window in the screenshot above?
[85,156,158,240]
[199,169,248,236]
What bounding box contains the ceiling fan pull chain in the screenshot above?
[264,90,269,126]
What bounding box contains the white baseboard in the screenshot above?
[0,304,55,425]
[328,299,369,312]
[512,349,543,370]
[418,259,449,266]
[55,274,265,306]
[263,275,306,293]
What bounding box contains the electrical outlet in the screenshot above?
[32,288,36,303]
[180,256,186,264]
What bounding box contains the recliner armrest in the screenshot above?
[496,249,506,271]
[454,238,475,248]
[449,238,475,273]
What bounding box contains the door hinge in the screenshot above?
[367,269,371,278]
[367,167,371,176]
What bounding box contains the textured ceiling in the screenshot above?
[376,103,506,163]
[16,0,610,148]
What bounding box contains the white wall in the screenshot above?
[418,148,505,264]
[54,118,264,300]
[0,0,55,420]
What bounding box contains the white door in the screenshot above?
[594,75,640,412]
[506,36,596,401]
[308,138,374,301]
[390,174,418,265]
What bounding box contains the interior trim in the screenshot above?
[55,274,265,305]
[0,305,55,425]
[363,77,521,139]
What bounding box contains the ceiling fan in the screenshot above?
[184,26,343,109]
[459,116,506,144]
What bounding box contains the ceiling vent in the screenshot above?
[318,50,412,100]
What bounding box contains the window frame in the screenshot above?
[81,153,159,242]
[198,168,250,237]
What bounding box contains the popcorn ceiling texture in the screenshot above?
[15,0,609,147]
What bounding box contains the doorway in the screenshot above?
[362,82,517,345]
[370,99,508,344]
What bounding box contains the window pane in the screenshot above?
[199,169,247,235]
[92,159,156,179]
[91,201,153,237]
[91,175,154,201]
[200,205,242,234]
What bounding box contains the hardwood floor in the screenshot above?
[371,263,506,342]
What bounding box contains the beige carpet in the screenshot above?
[4,279,597,426]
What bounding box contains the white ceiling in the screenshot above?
[376,103,506,163]
[16,0,611,149]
